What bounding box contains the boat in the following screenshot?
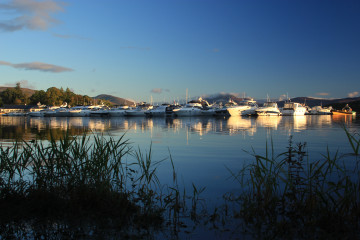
[173,98,208,117]
[108,106,130,117]
[145,104,172,117]
[332,104,356,116]
[222,98,258,116]
[89,106,110,117]
[281,102,307,116]
[28,109,47,117]
[125,102,153,117]
[3,112,27,116]
[201,105,219,116]
[307,106,332,115]
[255,102,281,116]
[68,106,92,117]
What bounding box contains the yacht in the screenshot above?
[108,106,130,117]
[215,99,237,116]
[281,102,307,116]
[255,102,281,116]
[145,104,172,117]
[225,98,258,116]
[173,98,209,117]
[308,106,332,115]
[68,106,92,117]
[125,102,153,117]
[89,106,110,117]
[28,109,47,117]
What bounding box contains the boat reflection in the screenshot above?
[281,116,307,133]
[255,116,282,129]
[0,115,357,142]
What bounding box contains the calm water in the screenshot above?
[1,114,359,203]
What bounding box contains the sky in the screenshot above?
[0,0,359,102]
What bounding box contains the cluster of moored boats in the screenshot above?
[2,98,357,117]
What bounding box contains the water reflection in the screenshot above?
[0,115,358,142]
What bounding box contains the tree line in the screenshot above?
[0,83,111,107]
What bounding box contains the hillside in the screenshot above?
[93,94,135,106]
[0,87,36,97]
[277,97,360,107]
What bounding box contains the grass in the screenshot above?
[0,132,190,239]
[225,127,360,239]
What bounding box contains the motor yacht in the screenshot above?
[173,98,209,117]
[255,102,281,116]
[145,104,172,117]
[307,106,332,115]
[125,102,153,117]
[225,98,258,116]
[108,106,130,117]
[281,102,307,116]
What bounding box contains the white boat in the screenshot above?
[281,102,307,116]
[255,102,281,116]
[225,98,258,116]
[308,106,332,115]
[173,98,207,117]
[3,112,27,116]
[68,106,92,117]
[201,105,219,116]
[145,104,171,117]
[55,108,71,117]
[28,110,47,117]
[108,106,130,117]
[125,103,153,117]
[89,106,110,117]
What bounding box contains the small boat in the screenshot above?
[332,104,356,115]
[281,102,307,116]
[256,102,281,116]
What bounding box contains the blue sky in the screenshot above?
[0,0,359,102]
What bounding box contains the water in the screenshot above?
[1,114,359,202]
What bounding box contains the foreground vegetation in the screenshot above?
[0,128,360,239]
[0,133,191,239]
[225,127,360,239]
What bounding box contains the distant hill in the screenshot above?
[201,93,244,104]
[93,94,135,106]
[0,86,36,97]
[277,97,360,107]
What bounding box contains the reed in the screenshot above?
[0,133,190,239]
[226,127,360,239]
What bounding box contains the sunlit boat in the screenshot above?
[255,102,281,116]
[224,98,258,116]
[173,98,208,117]
[332,104,356,116]
[281,102,307,116]
[308,106,332,115]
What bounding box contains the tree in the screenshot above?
[30,90,48,105]
[46,87,64,106]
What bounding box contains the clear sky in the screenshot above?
[1,0,359,102]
